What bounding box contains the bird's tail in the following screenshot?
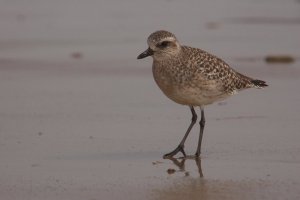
[251,79,268,89]
[236,72,268,89]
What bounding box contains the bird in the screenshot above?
[137,30,268,158]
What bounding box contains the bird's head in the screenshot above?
[137,30,181,61]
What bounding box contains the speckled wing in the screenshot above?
[183,46,253,95]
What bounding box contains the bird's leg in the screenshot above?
[163,106,197,158]
[195,106,205,157]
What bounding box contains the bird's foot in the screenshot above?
[183,154,201,159]
[163,145,186,159]
[195,151,201,158]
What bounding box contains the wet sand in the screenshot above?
[1,0,300,199]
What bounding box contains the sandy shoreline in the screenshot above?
[1,58,300,199]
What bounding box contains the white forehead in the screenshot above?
[145,30,178,49]
[147,36,176,46]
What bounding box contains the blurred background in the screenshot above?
[1,0,299,62]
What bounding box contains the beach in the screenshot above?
[1,0,300,199]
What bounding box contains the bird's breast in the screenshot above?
[152,62,201,105]
[152,63,174,95]
[152,61,230,106]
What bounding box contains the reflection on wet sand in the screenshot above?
[165,157,204,177]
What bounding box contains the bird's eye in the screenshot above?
[158,41,170,48]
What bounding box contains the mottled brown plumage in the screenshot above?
[137,30,267,158]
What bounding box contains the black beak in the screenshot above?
[137,48,154,59]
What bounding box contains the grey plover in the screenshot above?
[137,30,267,158]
